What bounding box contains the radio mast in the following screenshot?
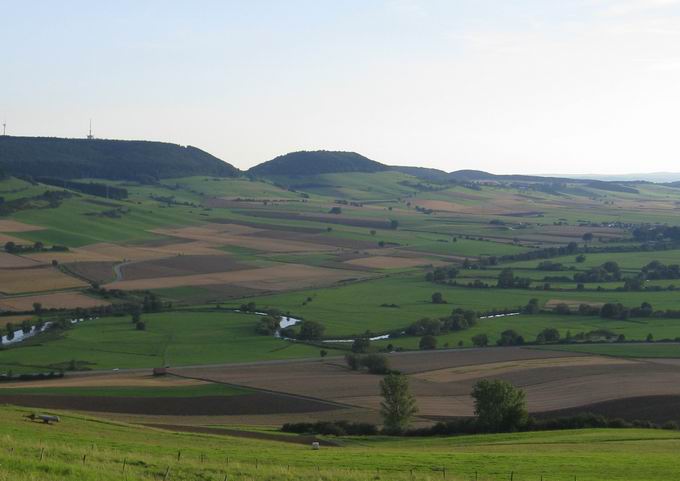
[87,119,94,140]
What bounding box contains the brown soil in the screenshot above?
[63,261,118,284]
[0,392,340,416]
[535,395,680,424]
[0,220,44,232]
[0,292,109,312]
[173,348,680,418]
[120,255,250,281]
[0,252,43,269]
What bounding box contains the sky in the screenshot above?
[2,0,680,174]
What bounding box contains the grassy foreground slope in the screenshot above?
[1,406,680,481]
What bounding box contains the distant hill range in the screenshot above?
[248,150,388,176]
[0,136,238,181]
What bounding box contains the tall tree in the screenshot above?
[380,373,418,434]
[472,379,527,433]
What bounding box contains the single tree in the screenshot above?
[431,292,446,304]
[472,379,528,433]
[419,335,437,350]
[380,373,418,434]
[298,320,325,340]
[471,333,489,347]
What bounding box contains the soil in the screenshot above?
[0,392,341,416]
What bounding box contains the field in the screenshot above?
[1,405,680,480]
[4,171,680,469]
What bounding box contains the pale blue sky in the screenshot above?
[2,1,680,173]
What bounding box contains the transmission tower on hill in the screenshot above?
[87,119,94,140]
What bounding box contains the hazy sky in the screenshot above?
[2,1,680,173]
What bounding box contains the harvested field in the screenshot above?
[106,263,370,291]
[120,255,250,281]
[63,261,117,284]
[0,292,109,312]
[0,266,87,294]
[0,391,341,416]
[344,256,436,269]
[0,252,43,268]
[26,241,227,264]
[0,220,43,232]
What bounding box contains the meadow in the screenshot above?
[0,405,679,481]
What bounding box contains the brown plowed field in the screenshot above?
[0,314,32,327]
[120,255,250,281]
[0,392,340,416]
[0,252,43,269]
[64,261,118,284]
[106,263,370,291]
[0,292,109,312]
[536,395,680,424]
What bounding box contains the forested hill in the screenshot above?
[0,136,239,181]
[248,150,388,176]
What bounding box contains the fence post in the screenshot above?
[163,466,170,481]
[122,458,127,473]
[39,447,44,461]
[510,471,514,481]
[443,467,446,478]
[82,454,87,465]
[177,450,181,462]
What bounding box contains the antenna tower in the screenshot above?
[87,119,94,140]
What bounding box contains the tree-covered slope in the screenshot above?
[0,136,239,181]
[248,150,387,176]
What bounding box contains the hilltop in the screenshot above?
[0,136,239,181]
[248,150,388,176]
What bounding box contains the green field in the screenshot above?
[0,311,340,373]
[0,405,678,480]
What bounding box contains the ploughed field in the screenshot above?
[4,347,680,429]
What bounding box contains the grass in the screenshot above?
[0,405,680,480]
[0,311,339,373]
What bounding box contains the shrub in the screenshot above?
[419,335,437,350]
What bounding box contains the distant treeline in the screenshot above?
[35,177,128,200]
[0,136,238,181]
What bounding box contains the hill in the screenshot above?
[248,150,388,176]
[1,405,678,481]
[0,136,239,181]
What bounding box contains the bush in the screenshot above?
[282,421,378,436]
[352,338,371,353]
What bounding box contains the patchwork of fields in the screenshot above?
[3,171,680,452]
